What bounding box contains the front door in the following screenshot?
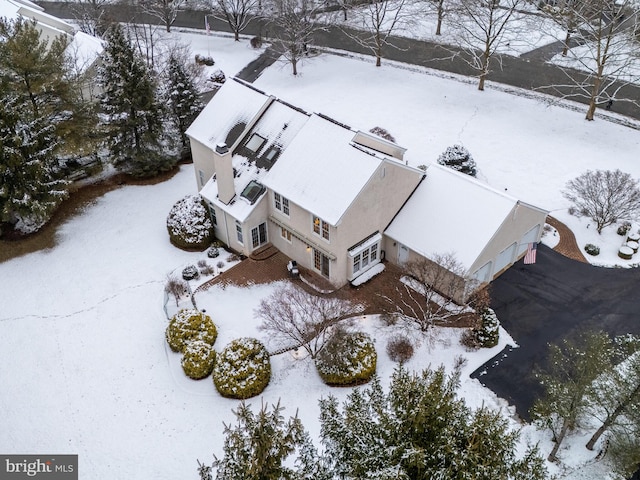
[251,222,268,249]
[398,243,409,264]
[313,249,330,278]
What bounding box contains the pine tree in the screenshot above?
[164,53,203,157]
[437,144,477,177]
[99,24,175,177]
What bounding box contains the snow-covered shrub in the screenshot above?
[474,308,500,348]
[217,261,225,269]
[250,36,262,48]
[207,246,220,258]
[209,69,226,84]
[386,334,414,363]
[198,260,215,275]
[182,264,199,280]
[584,243,600,256]
[437,144,477,177]
[181,340,216,379]
[617,221,632,236]
[315,331,376,386]
[195,54,215,66]
[166,195,213,250]
[369,126,396,143]
[212,338,271,399]
[165,309,218,353]
[165,274,188,306]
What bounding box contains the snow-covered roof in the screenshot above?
[385,163,521,271]
[198,84,310,222]
[66,31,104,73]
[262,114,387,226]
[185,79,270,151]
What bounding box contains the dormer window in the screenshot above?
[245,133,266,153]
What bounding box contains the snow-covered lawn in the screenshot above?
[3,33,640,479]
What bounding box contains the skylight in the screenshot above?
[240,180,266,205]
[245,133,266,153]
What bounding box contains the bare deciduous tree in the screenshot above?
[212,0,261,41]
[71,0,113,37]
[165,274,188,306]
[379,253,476,332]
[562,169,640,234]
[268,0,328,75]
[139,0,188,32]
[448,0,525,90]
[542,0,640,120]
[343,0,413,67]
[256,284,362,357]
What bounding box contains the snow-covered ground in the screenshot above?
[2,33,640,479]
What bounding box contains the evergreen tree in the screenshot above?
[208,400,329,480]
[99,24,175,177]
[164,52,203,157]
[437,144,477,176]
[319,365,547,479]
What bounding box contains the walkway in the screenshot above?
[546,216,588,263]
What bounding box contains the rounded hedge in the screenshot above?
[584,243,600,256]
[166,309,218,353]
[181,340,216,379]
[213,338,271,399]
[315,331,377,386]
[166,195,213,250]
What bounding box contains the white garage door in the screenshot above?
[517,224,541,256]
[495,242,517,274]
[472,261,493,283]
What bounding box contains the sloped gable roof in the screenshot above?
[385,163,520,271]
[261,114,385,226]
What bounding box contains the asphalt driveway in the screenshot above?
[472,243,640,421]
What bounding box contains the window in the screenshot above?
[198,170,205,187]
[370,243,378,261]
[235,221,243,244]
[313,216,330,241]
[351,239,381,277]
[274,193,290,216]
[353,253,361,274]
[245,133,266,153]
[281,227,292,242]
[208,205,217,226]
[251,223,267,249]
[362,249,369,268]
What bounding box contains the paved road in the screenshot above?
[472,244,640,421]
[38,1,640,121]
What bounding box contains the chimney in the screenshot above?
[213,142,235,204]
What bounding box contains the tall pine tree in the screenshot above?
[99,24,175,177]
[0,18,83,233]
[164,52,203,158]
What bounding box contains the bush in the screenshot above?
[250,36,262,48]
[182,264,199,280]
[315,331,377,386]
[198,260,215,275]
[166,309,218,353]
[460,328,479,350]
[368,126,396,143]
[213,338,271,399]
[181,340,216,379]
[195,54,215,66]
[209,69,226,84]
[207,246,220,258]
[617,222,632,236]
[386,335,414,363]
[475,308,500,348]
[437,144,477,177]
[217,261,225,269]
[584,243,600,256]
[167,195,214,250]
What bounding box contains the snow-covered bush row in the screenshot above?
[165,309,218,353]
[181,340,216,380]
[166,195,213,250]
[315,331,377,386]
[213,338,271,399]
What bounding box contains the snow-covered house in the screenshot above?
[186,79,548,299]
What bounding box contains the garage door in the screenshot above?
[472,261,493,283]
[517,224,541,256]
[495,242,517,274]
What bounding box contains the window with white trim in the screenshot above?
[274,192,290,216]
[235,221,243,244]
[280,227,292,242]
[208,205,217,226]
[198,170,205,187]
[313,216,329,241]
[351,240,381,276]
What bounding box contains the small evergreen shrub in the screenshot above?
[167,195,214,250]
[182,264,199,280]
[213,338,271,399]
[195,54,215,66]
[584,243,600,256]
[386,335,414,363]
[315,331,377,386]
[209,69,226,84]
[437,144,477,177]
[207,246,220,258]
[368,127,396,143]
[474,308,500,348]
[181,340,216,379]
[250,36,262,48]
[617,222,632,236]
[166,309,218,353]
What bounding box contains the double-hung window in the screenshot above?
[235,221,243,244]
[274,193,290,216]
[313,216,329,241]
